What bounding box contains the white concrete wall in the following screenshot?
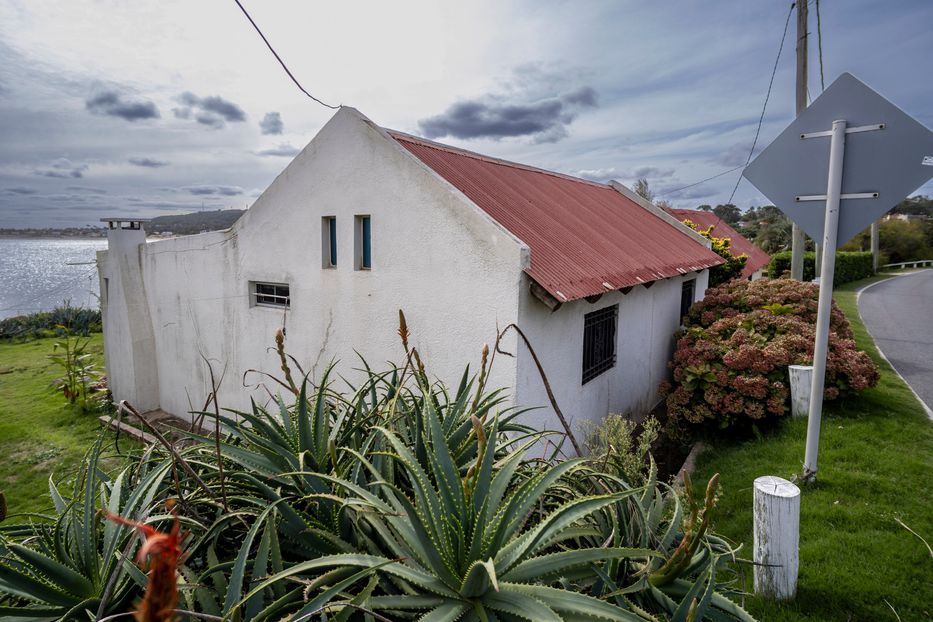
[514,270,709,443]
[107,108,526,418]
[97,227,160,411]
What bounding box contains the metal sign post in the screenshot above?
[801,120,881,479]
[743,73,933,482]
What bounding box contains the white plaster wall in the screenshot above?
[97,227,160,411]
[514,270,709,444]
[118,108,526,418]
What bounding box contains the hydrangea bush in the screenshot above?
[665,279,879,429]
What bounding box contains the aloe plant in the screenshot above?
[224,388,660,621]
[569,464,756,621]
[0,438,172,621]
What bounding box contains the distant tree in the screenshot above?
[712,203,741,225]
[697,204,713,212]
[891,195,933,216]
[633,178,655,203]
[841,218,931,263]
[754,220,792,254]
[681,219,747,286]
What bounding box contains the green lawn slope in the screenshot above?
[694,274,933,621]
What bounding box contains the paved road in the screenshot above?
[858,270,933,417]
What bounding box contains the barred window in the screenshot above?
[680,279,696,320]
[582,304,618,384]
[252,282,290,308]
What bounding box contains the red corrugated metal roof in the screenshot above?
[666,209,771,279]
[389,131,724,302]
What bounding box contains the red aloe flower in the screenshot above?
[103,502,182,622]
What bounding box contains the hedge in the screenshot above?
[768,250,873,284]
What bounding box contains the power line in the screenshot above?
[725,2,794,207]
[657,165,744,197]
[816,0,825,91]
[231,0,340,110]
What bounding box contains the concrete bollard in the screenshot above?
[788,365,813,418]
[753,476,800,600]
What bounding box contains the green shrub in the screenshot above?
[584,414,660,486]
[767,250,873,284]
[0,303,101,341]
[666,279,879,431]
[682,219,748,286]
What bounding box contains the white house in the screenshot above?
[97,107,723,440]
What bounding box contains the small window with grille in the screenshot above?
[582,304,618,384]
[251,282,290,308]
[680,279,696,321]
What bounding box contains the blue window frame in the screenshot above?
[357,215,372,270]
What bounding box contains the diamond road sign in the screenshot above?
[744,73,933,245]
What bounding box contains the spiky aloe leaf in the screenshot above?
[503,547,660,584]
[499,582,644,621]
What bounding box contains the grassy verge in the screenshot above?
[0,334,127,516]
[694,273,933,621]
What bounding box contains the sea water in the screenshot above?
[0,238,107,320]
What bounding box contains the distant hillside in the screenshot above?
[148,209,245,235]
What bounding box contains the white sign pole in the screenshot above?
[803,119,847,481]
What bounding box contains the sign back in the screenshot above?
[743,73,933,245]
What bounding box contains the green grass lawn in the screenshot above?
[694,274,933,621]
[0,333,127,516]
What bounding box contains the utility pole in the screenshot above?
[790,0,808,280]
[871,220,880,271]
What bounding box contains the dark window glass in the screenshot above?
[329,217,337,266]
[582,305,618,384]
[680,279,696,320]
[361,215,372,269]
[254,282,290,307]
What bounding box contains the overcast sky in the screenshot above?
[1,0,931,228]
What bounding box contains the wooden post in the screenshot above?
[754,476,800,600]
[871,220,880,272]
[788,365,813,417]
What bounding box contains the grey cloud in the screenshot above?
[65,186,107,194]
[575,165,675,184]
[562,86,598,107]
[129,157,170,168]
[196,113,225,129]
[184,185,244,196]
[259,112,283,135]
[717,142,755,167]
[4,187,37,195]
[255,143,300,157]
[174,92,246,129]
[631,166,675,179]
[660,184,719,200]
[34,158,88,179]
[575,167,620,183]
[418,85,598,143]
[85,90,160,122]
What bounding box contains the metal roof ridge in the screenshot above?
[385,129,612,190]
